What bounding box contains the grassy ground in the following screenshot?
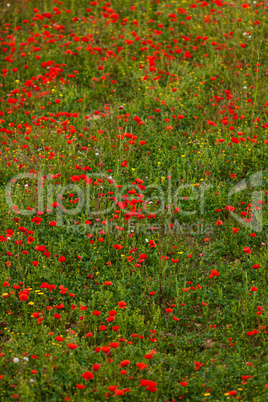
[0,0,268,400]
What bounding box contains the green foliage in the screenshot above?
[0,0,268,400]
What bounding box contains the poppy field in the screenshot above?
[1,0,268,400]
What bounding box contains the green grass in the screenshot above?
[0,0,268,400]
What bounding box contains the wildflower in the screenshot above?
[137,362,147,371]
[67,343,78,350]
[81,372,94,380]
[113,244,124,250]
[76,384,85,389]
[119,360,130,367]
[118,301,127,308]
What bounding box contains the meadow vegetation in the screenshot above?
[0,0,268,400]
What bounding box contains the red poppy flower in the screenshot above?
[92,310,101,316]
[114,389,125,395]
[144,354,153,359]
[109,310,117,316]
[19,294,28,301]
[166,308,173,313]
[228,391,237,396]
[136,362,147,371]
[55,336,64,341]
[67,343,78,350]
[113,244,124,250]
[108,386,118,391]
[81,372,94,380]
[101,346,111,354]
[119,360,130,367]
